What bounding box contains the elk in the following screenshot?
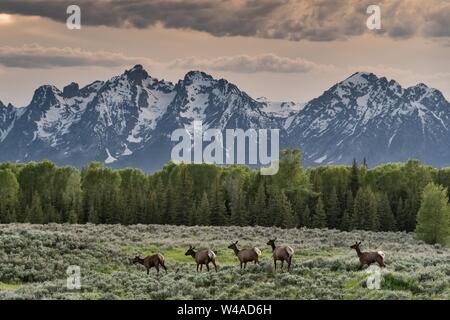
[131,254,167,274]
[185,245,218,272]
[266,238,294,271]
[228,241,262,270]
[350,241,386,270]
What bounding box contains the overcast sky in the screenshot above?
[0,0,449,107]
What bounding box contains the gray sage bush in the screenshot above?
[0,224,449,300]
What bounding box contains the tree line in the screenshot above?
[0,149,449,236]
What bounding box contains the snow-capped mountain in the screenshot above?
[286,72,450,166]
[1,67,450,171]
[0,101,18,142]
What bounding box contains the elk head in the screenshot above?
[350,241,362,250]
[266,238,277,247]
[185,245,196,256]
[227,241,239,250]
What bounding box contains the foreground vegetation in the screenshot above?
[0,224,449,300]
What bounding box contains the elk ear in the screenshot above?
[235,241,238,244]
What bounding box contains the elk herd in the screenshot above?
[131,239,386,275]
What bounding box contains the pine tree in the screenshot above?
[230,187,246,226]
[341,191,354,230]
[254,181,268,226]
[378,193,396,231]
[326,187,340,229]
[302,205,311,228]
[188,203,198,226]
[210,176,227,225]
[353,187,379,231]
[416,183,450,245]
[312,197,327,228]
[197,192,211,225]
[350,159,360,198]
[280,191,296,229]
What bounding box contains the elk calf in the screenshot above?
[350,241,386,270]
[131,254,167,274]
[228,241,262,270]
[267,238,294,271]
[185,245,218,272]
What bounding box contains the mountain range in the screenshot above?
[1,65,450,171]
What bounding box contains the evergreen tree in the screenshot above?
[312,197,327,228]
[302,205,311,228]
[209,176,227,225]
[188,203,198,226]
[350,159,360,198]
[378,193,396,231]
[341,191,354,230]
[326,187,340,229]
[353,187,379,231]
[416,183,450,245]
[254,180,269,226]
[197,192,211,225]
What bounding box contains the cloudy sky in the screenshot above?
[0,0,449,107]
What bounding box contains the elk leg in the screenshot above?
[287,257,292,271]
[161,263,168,273]
[197,264,199,272]
[358,264,363,271]
[206,263,210,272]
[281,260,284,270]
[212,260,218,272]
[147,268,149,275]
[200,264,203,271]
[155,265,160,274]
[273,259,277,271]
[244,262,247,269]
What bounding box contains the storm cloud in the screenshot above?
[0,0,449,41]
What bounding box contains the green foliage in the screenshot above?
[312,197,327,228]
[416,183,450,245]
[0,151,448,233]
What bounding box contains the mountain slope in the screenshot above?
[286,72,450,166]
[1,68,450,170]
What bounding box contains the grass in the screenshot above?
[0,223,449,300]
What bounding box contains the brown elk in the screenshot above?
[350,241,386,270]
[131,254,167,274]
[266,238,294,271]
[228,241,262,270]
[185,245,218,272]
